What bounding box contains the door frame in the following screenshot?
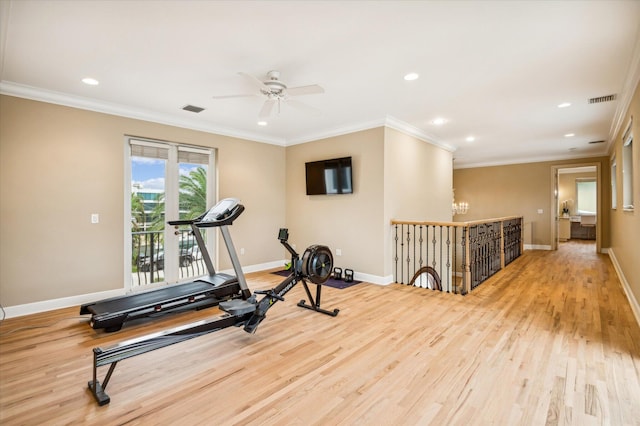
[549,162,601,252]
[123,136,217,293]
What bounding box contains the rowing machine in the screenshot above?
[87,228,338,405]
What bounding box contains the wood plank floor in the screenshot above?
[1,241,639,425]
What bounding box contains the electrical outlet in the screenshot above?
[537,209,544,214]
[336,248,342,256]
[240,248,245,255]
[91,213,99,224]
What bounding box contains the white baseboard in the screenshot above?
[3,289,124,319]
[220,259,286,276]
[3,260,286,320]
[2,259,393,319]
[524,244,552,250]
[354,271,393,286]
[608,249,640,328]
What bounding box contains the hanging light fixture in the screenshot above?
[452,190,469,215]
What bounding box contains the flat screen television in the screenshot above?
[305,157,353,195]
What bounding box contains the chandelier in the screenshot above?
[452,190,469,215]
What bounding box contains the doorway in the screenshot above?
[125,137,216,292]
[551,164,600,252]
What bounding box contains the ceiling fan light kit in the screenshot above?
[213,70,324,120]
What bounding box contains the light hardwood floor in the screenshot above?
[1,241,639,425]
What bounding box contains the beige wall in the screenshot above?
[285,127,453,280]
[285,128,386,277]
[383,127,453,277]
[609,81,640,313]
[453,157,610,248]
[0,95,286,306]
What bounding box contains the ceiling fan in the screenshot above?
[212,71,324,119]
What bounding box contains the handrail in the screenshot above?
[391,215,522,227]
[391,216,523,294]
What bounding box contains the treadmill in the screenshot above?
[80,198,251,332]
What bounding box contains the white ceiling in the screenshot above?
[1,0,639,168]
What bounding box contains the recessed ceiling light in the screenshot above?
[257,121,268,126]
[404,72,419,81]
[465,136,475,142]
[431,117,447,126]
[557,102,571,108]
[82,77,99,86]
[564,133,575,138]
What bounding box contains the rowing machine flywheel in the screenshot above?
[301,245,333,284]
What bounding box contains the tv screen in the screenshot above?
[305,157,353,195]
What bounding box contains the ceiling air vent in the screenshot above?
[588,94,617,104]
[182,104,205,113]
[588,140,605,145]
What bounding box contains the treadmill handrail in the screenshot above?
[194,204,244,228]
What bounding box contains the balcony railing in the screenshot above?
[391,216,523,294]
[131,229,208,287]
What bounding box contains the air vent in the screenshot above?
[588,94,617,104]
[182,105,205,113]
[588,140,605,144]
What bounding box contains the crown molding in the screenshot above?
[384,115,457,152]
[607,31,640,153]
[0,81,286,146]
[454,152,607,170]
[286,118,387,146]
[286,115,458,154]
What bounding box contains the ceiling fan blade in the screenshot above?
[286,99,321,116]
[212,93,260,100]
[238,72,270,92]
[259,99,277,119]
[286,84,324,97]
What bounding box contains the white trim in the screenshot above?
[524,244,552,250]
[607,35,640,154]
[608,248,640,328]
[287,115,458,154]
[124,138,133,293]
[454,152,606,170]
[0,81,286,146]
[384,116,456,152]
[354,272,393,286]
[2,289,125,319]
[219,259,289,276]
[287,117,387,145]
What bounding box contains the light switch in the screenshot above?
[91,213,99,224]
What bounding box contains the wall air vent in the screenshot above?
[588,94,617,104]
[182,105,205,113]
[588,140,605,144]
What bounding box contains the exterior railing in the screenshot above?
[391,216,523,294]
[131,229,207,287]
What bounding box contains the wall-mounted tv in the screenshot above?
[305,157,353,195]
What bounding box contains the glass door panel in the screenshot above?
[176,148,211,280]
[127,140,215,291]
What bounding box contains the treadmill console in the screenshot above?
[201,198,241,222]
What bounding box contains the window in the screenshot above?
[611,156,617,209]
[622,118,634,210]
[576,179,596,214]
